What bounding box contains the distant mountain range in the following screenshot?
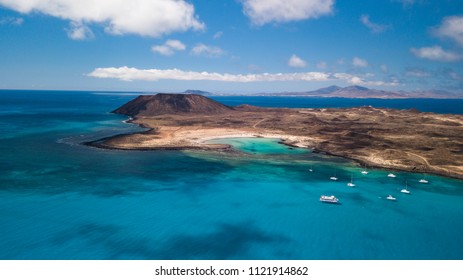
[180,86,462,99]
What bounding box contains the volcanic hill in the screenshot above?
[112,93,233,116]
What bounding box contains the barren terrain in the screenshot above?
[89,94,463,179]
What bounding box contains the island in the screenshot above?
[87,93,463,180]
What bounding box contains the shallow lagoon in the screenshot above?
[0,90,462,259]
[206,137,308,155]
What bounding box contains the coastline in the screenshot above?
[87,93,463,181]
[85,119,463,180]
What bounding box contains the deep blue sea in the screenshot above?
[1,90,462,260]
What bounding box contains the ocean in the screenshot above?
[0,90,462,259]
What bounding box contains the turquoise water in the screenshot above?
[0,90,463,260]
[207,137,308,155]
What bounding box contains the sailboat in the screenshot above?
[361,165,368,175]
[401,181,411,194]
[308,165,313,172]
[347,175,355,187]
[330,171,338,181]
[419,176,428,184]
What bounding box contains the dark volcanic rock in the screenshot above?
[112,94,234,116]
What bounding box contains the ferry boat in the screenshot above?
[386,195,397,201]
[387,173,396,178]
[320,195,339,204]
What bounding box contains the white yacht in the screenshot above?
[387,173,396,178]
[419,178,428,184]
[361,170,368,175]
[320,195,339,204]
[330,176,338,181]
[386,195,397,201]
[401,188,411,194]
[401,181,411,194]
[347,175,355,187]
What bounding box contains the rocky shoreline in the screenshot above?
[87,94,463,180]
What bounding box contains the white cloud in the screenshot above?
[0,0,204,38]
[88,66,398,87]
[411,46,461,62]
[352,57,369,68]
[433,16,463,46]
[190,44,225,57]
[331,73,398,87]
[88,66,329,82]
[360,15,390,33]
[66,21,94,40]
[288,54,307,68]
[0,16,23,25]
[241,0,334,25]
[165,40,186,51]
[152,40,186,56]
[213,31,223,39]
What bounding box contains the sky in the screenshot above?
[0,0,462,93]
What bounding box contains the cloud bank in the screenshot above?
[0,0,204,38]
[88,66,397,87]
[241,0,334,25]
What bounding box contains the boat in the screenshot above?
[308,166,313,172]
[330,171,338,181]
[419,178,428,184]
[320,195,339,204]
[401,181,411,194]
[347,175,355,187]
[386,195,397,201]
[387,173,396,178]
[360,165,368,175]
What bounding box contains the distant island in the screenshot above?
[87,93,463,179]
[181,85,463,99]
